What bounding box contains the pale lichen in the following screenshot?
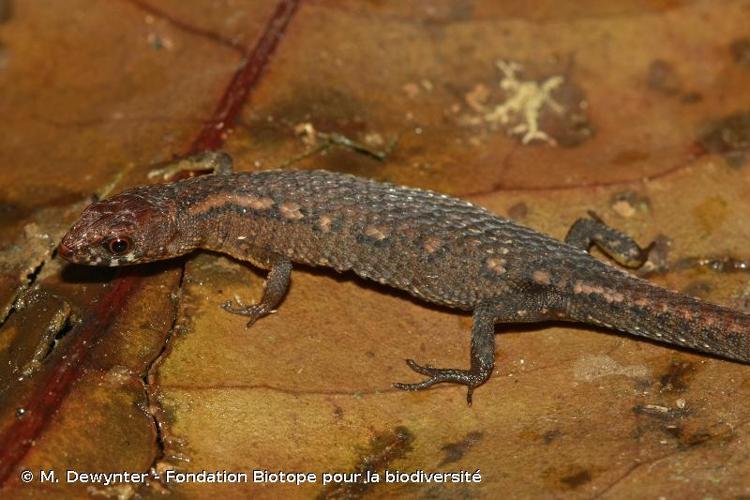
[483,60,564,145]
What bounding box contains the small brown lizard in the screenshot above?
[59,152,750,403]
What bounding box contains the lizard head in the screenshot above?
[59,185,183,266]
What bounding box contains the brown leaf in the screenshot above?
[2,1,750,498]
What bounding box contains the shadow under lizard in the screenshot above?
[58,152,750,403]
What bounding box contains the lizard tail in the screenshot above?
[567,274,750,363]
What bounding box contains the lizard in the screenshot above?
[58,152,750,403]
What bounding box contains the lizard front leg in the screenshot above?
[222,256,293,327]
[148,150,234,181]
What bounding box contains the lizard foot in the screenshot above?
[393,359,485,405]
[221,299,269,327]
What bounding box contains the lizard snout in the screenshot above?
[57,241,74,261]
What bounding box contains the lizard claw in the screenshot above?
[403,358,438,376]
[221,299,267,327]
[393,359,480,405]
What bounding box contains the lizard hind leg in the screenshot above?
[394,303,498,405]
[565,211,653,269]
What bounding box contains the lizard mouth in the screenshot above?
[57,240,98,264]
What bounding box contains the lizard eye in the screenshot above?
[106,236,132,255]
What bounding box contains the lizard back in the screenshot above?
[172,169,584,309]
